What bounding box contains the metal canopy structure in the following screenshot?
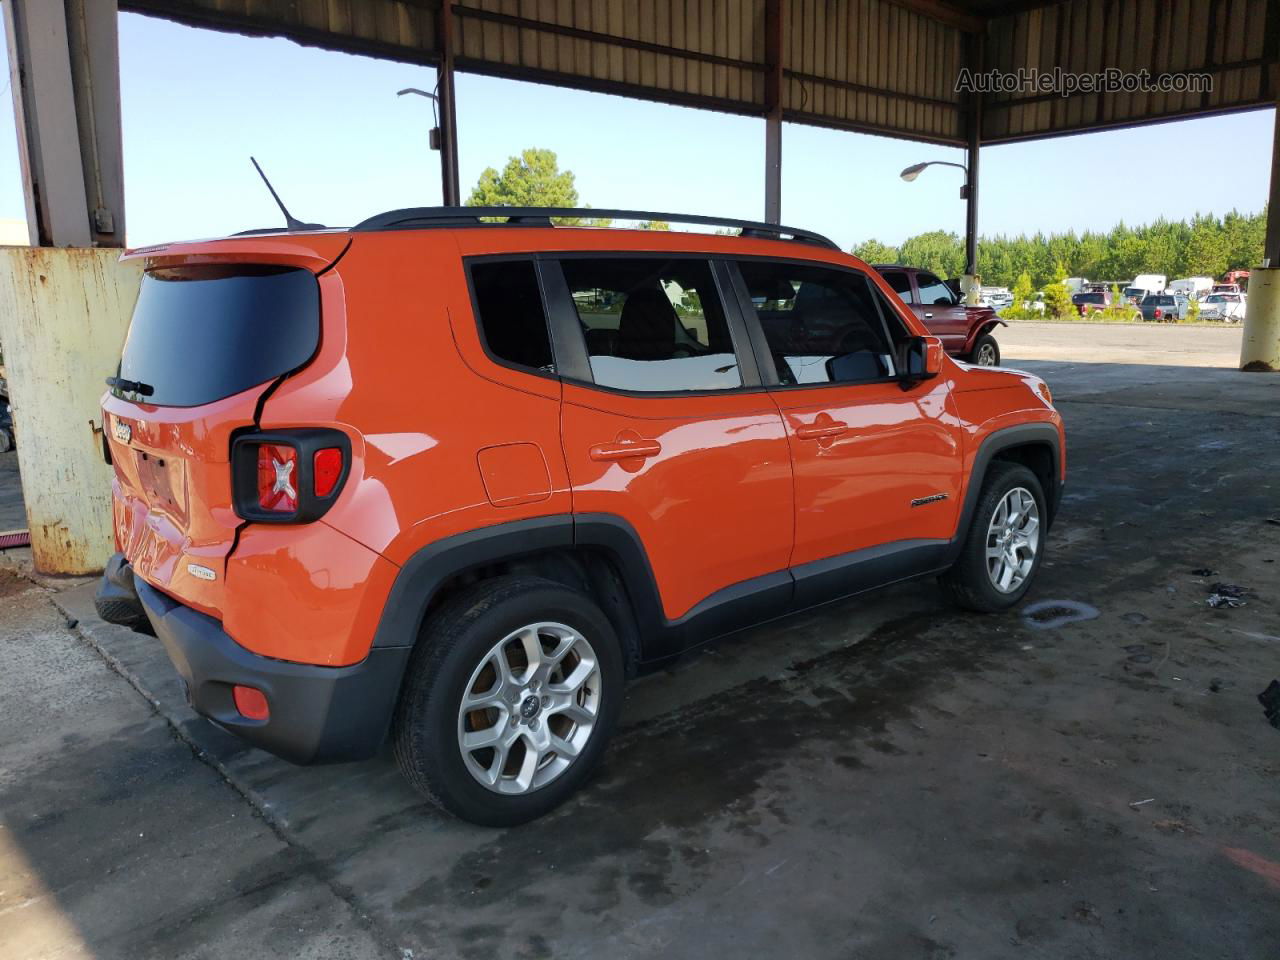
[121,0,1275,149]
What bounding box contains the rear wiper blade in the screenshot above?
[106,376,155,397]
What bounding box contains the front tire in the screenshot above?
[393,575,624,826]
[969,333,1000,366]
[941,462,1046,613]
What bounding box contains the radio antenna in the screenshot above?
[250,156,325,231]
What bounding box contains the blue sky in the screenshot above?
[0,12,1273,250]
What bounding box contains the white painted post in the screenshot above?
[1240,268,1280,372]
[0,248,141,573]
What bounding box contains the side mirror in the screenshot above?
[902,336,944,385]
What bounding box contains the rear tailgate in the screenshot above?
[104,234,349,617]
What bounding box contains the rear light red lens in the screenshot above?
[313,447,343,498]
[256,443,299,513]
[233,685,269,721]
[1154,308,1162,319]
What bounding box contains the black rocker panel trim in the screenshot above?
[370,423,1061,662]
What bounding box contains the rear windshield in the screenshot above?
[1073,293,1105,303]
[1149,296,1174,305]
[115,265,319,407]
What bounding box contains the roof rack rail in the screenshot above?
[350,206,839,249]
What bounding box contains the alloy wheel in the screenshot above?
[976,342,998,366]
[985,486,1040,593]
[456,622,600,795]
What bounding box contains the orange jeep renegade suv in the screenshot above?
[96,208,1065,826]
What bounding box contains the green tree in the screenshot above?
[851,238,900,264]
[468,147,578,207]
[1002,271,1035,318]
[637,220,671,231]
[1041,267,1074,319]
[466,147,610,225]
[899,230,964,279]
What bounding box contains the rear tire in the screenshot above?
[941,462,1046,613]
[968,334,1000,367]
[393,575,623,827]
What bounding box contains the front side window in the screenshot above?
[736,261,897,386]
[469,260,554,373]
[559,258,741,392]
[916,272,956,306]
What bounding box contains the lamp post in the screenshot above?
[900,160,980,305]
[398,86,459,206]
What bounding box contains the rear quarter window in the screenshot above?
[115,265,319,407]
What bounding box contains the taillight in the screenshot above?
[257,444,299,513]
[313,448,343,497]
[231,429,350,523]
[1153,308,1163,319]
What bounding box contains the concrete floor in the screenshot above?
[2,327,1279,959]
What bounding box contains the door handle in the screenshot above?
[589,438,662,461]
[923,312,934,319]
[795,420,849,441]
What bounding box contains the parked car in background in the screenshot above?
[980,286,1013,310]
[1212,283,1241,296]
[1131,274,1167,295]
[871,265,1006,365]
[1122,286,1148,305]
[0,371,12,453]
[1224,269,1250,290]
[1064,277,1088,294]
[1139,293,1187,322]
[1168,277,1213,300]
[1072,290,1111,315]
[1200,292,1247,322]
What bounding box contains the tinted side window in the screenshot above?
[916,272,956,306]
[737,261,895,385]
[559,258,741,392]
[470,260,554,372]
[881,270,914,302]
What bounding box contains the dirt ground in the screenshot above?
[1,328,1278,959]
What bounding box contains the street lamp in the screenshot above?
[397,87,443,151]
[899,160,970,199]
[900,158,980,303]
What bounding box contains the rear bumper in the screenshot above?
[96,553,411,764]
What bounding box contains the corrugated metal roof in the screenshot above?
[121,0,1274,146]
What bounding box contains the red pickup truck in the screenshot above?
[871,265,1005,366]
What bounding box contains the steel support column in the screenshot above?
[2,0,137,572]
[4,0,125,246]
[763,0,784,225]
[1265,106,1280,267]
[437,2,461,206]
[961,31,983,304]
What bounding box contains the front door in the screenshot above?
[911,270,970,352]
[546,255,795,639]
[730,258,964,605]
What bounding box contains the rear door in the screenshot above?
[545,255,794,644]
[103,239,343,616]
